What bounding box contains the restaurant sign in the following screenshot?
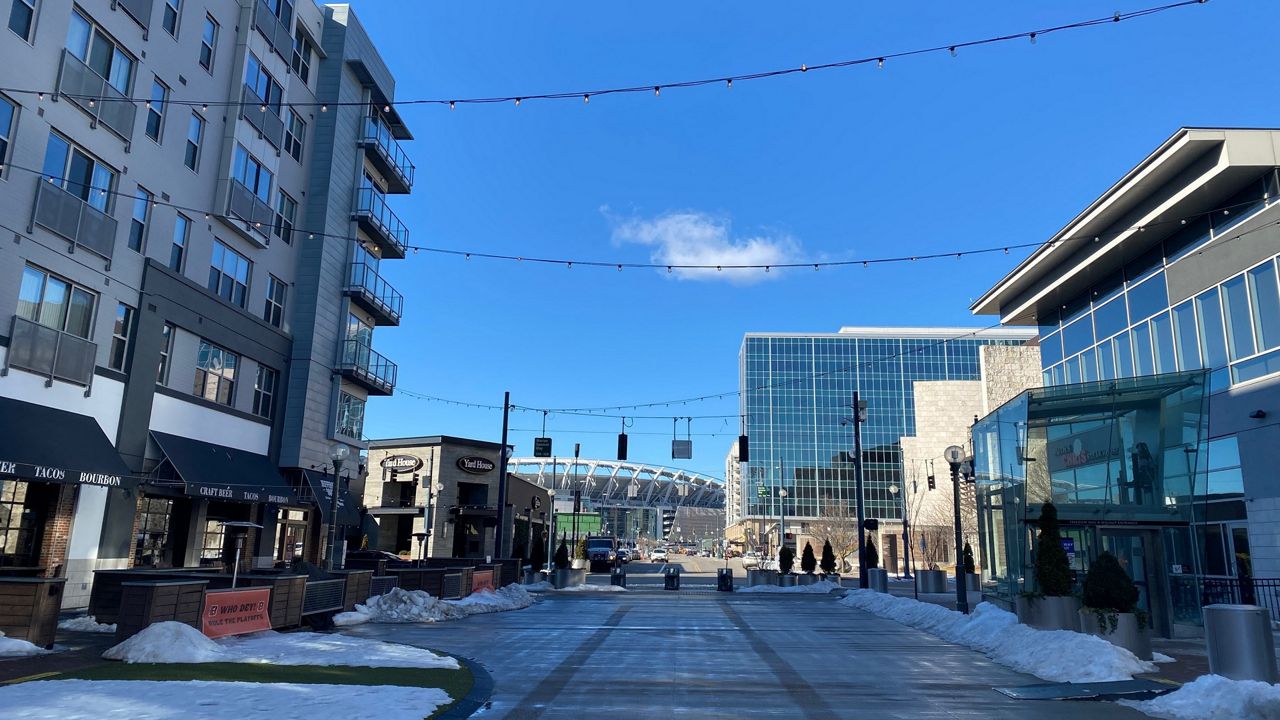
[201,587,272,638]
[457,456,496,474]
[1047,426,1124,473]
[0,459,130,488]
[381,454,423,473]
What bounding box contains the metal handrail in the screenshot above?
[353,187,409,255]
[338,338,398,389]
[360,116,415,188]
[347,262,404,321]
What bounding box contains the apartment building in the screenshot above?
[0,0,411,607]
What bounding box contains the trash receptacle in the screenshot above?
[717,568,733,592]
[664,566,681,591]
[610,566,626,588]
[1204,604,1278,683]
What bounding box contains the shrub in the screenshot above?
[574,537,588,560]
[1083,551,1139,613]
[1034,502,1073,597]
[864,537,878,569]
[554,538,570,570]
[962,542,976,575]
[530,535,547,573]
[820,540,838,574]
[801,542,817,574]
[779,546,795,574]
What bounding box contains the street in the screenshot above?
[344,559,1149,719]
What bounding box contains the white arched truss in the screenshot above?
[508,458,724,510]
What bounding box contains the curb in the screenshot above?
[435,652,494,719]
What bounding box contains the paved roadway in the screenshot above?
[344,557,1148,719]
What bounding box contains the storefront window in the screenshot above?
[133,497,172,566]
[200,520,226,561]
[0,481,40,567]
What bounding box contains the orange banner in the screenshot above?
[201,588,272,638]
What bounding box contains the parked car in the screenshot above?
[651,548,669,563]
[345,549,413,569]
[616,548,631,563]
[741,552,761,569]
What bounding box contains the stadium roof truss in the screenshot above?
[508,458,724,510]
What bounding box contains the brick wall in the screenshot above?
[37,483,77,578]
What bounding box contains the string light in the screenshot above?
[583,94,589,104]
[514,97,521,107]
[877,58,884,69]
[1030,32,1038,44]
[726,79,733,89]
[654,86,661,97]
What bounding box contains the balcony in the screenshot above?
[31,178,118,263]
[56,50,136,144]
[358,116,414,194]
[352,188,408,259]
[253,0,293,63]
[337,339,397,396]
[343,262,403,326]
[225,179,275,245]
[240,86,285,150]
[2,316,97,389]
[115,0,153,35]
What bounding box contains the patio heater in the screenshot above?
[219,521,263,589]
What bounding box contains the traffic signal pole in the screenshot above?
[854,391,867,590]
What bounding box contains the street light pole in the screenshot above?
[944,445,970,614]
[327,443,350,571]
[494,391,511,560]
[778,488,789,569]
[846,393,868,589]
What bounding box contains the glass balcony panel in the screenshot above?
[57,50,136,142]
[337,339,397,395]
[32,178,117,260]
[253,0,292,62]
[352,187,408,258]
[5,316,97,386]
[226,179,275,241]
[116,0,153,30]
[345,262,403,325]
[358,116,414,193]
[240,85,284,149]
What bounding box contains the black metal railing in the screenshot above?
[301,578,346,615]
[31,178,118,261]
[57,50,136,142]
[337,339,397,393]
[369,575,398,598]
[1202,578,1280,613]
[345,262,403,324]
[352,187,408,258]
[358,116,414,192]
[3,316,97,388]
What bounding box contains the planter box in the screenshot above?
[778,574,797,587]
[1079,609,1152,660]
[820,573,841,584]
[965,573,981,592]
[796,574,818,586]
[867,568,889,593]
[552,568,586,589]
[1015,595,1081,632]
[0,577,66,649]
[115,579,208,642]
[570,559,588,570]
[918,570,948,594]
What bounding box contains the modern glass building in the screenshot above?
[738,328,1035,524]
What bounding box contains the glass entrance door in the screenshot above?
[1100,528,1171,636]
[1101,531,1152,614]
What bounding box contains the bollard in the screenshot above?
[717,567,733,592]
[1204,604,1278,683]
[610,566,626,588]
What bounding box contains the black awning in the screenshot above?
[303,470,360,526]
[150,431,298,505]
[0,396,134,489]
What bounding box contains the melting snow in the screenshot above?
[737,580,842,594]
[335,585,534,626]
[1120,674,1280,719]
[0,630,46,658]
[58,615,117,634]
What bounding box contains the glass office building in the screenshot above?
[739,328,1035,523]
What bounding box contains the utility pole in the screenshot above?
[852,392,868,589]
[572,443,581,546]
[494,391,511,560]
[944,445,970,614]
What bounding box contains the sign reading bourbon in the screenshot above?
[201,587,272,638]
[457,456,496,474]
[381,454,423,474]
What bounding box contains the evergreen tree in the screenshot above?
[530,534,547,573]
[864,537,879,569]
[800,542,817,574]
[820,540,838,574]
[1034,502,1073,596]
[554,537,570,570]
[962,542,976,575]
[574,537,588,560]
[779,545,795,574]
[1083,551,1139,613]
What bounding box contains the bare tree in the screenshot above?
[808,499,860,573]
[908,479,980,570]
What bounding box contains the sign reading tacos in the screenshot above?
[457,456,496,474]
[381,454,423,473]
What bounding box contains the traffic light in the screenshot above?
[738,435,750,462]
[617,432,628,461]
[927,474,936,491]
[862,518,879,531]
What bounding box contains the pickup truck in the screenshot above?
[585,537,618,573]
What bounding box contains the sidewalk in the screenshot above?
[0,629,119,684]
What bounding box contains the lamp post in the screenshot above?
[842,394,869,589]
[944,445,969,614]
[328,443,350,571]
[421,474,443,559]
[778,488,788,568]
[547,489,557,568]
[889,484,912,581]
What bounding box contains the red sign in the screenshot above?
[471,570,495,594]
[201,588,272,638]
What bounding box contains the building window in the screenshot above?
[200,519,225,560]
[17,265,96,339]
[41,132,116,213]
[108,302,134,371]
[1222,274,1254,362]
[184,112,204,170]
[161,0,179,37]
[8,0,35,43]
[284,110,304,162]
[128,187,151,252]
[252,365,278,418]
[244,52,283,114]
[0,95,14,168]
[66,9,133,94]
[208,239,250,307]
[145,78,167,142]
[0,482,38,566]
[1247,259,1280,353]
[198,14,217,71]
[263,274,285,328]
[133,497,173,566]
[290,31,314,84]
[264,0,291,25]
[273,191,296,245]
[170,213,189,271]
[157,322,173,383]
[232,144,274,203]
[336,391,365,439]
[193,339,237,405]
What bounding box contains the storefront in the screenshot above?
[972,371,1211,636]
[0,397,134,575]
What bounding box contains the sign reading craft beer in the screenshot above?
[201,588,272,638]
[457,456,496,474]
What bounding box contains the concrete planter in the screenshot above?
[523,570,541,585]
[820,573,841,584]
[570,559,588,570]
[1015,595,1082,631]
[796,573,818,586]
[918,570,948,594]
[552,568,586,589]
[1079,609,1152,660]
[867,568,889,593]
[778,574,797,587]
[965,573,981,592]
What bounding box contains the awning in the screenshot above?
[303,470,360,526]
[0,396,134,489]
[150,431,298,505]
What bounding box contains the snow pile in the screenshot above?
[335,588,465,626]
[554,584,628,592]
[0,630,47,658]
[58,615,117,633]
[103,621,224,663]
[1120,675,1280,720]
[0,679,452,720]
[737,580,842,594]
[101,621,458,669]
[839,590,1155,683]
[448,585,534,615]
[519,581,554,592]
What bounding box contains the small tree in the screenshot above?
[800,542,817,574]
[530,534,547,573]
[962,542,976,576]
[554,538,570,570]
[820,540,837,574]
[778,546,795,574]
[863,537,879,569]
[574,537,587,560]
[1034,502,1072,596]
[1082,551,1141,633]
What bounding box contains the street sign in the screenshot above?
[1061,538,1076,564]
[534,437,553,458]
[672,439,692,459]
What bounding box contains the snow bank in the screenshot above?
[335,585,535,626]
[0,679,452,720]
[839,590,1155,683]
[1120,674,1280,720]
[101,621,458,669]
[58,615,116,633]
[737,580,842,594]
[554,584,628,592]
[519,581,554,592]
[0,630,47,658]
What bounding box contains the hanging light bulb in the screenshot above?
[863,261,869,268]
[617,264,623,271]
[764,266,770,273]
[800,64,807,72]
[567,262,573,269]
[949,47,957,57]
[583,94,589,104]
[449,101,456,110]
[37,92,44,100]
[514,98,521,107]
[88,98,96,108]
[654,86,661,97]
[877,58,884,69]
[201,103,208,111]
[204,212,211,219]
[1181,219,1187,225]
[320,104,328,112]
[383,104,390,113]
[260,104,267,113]
[726,79,733,89]
[1029,32,1037,44]
[145,101,151,109]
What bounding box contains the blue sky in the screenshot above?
[352,0,1278,478]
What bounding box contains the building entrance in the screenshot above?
[1100,528,1169,637]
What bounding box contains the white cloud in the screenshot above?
[607,210,802,283]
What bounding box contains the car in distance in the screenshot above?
[740,551,761,569]
[651,547,669,563]
[616,548,631,563]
